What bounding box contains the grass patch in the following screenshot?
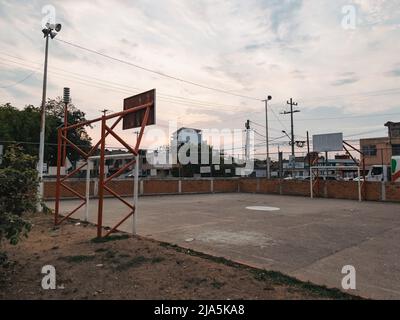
[186,277,207,286]
[115,256,148,271]
[251,270,357,300]
[91,234,130,244]
[60,255,95,263]
[211,280,225,289]
[151,257,165,264]
[158,241,361,300]
[114,255,165,271]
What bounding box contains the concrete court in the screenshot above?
[48,193,400,299]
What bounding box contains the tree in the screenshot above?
[0,99,92,166]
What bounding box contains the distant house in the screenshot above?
[360,122,400,167]
[171,127,203,148]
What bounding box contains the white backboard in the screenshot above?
[313,133,343,152]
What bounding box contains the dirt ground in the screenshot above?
[0,213,358,300]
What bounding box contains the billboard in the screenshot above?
[123,89,156,130]
[313,133,343,152]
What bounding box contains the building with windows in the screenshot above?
[360,122,400,167]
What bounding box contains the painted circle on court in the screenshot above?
[246,206,280,212]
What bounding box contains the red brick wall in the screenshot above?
[386,183,400,202]
[44,181,90,199]
[326,181,359,200]
[364,182,381,201]
[239,179,258,193]
[144,180,179,195]
[104,180,134,197]
[213,179,238,193]
[259,179,280,194]
[43,178,400,202]
[181,180,210,193]
[281,181,310,196]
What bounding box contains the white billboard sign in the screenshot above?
[313,133,343,152]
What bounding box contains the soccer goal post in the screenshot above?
[310,166,362,202]
[85,153,139,234]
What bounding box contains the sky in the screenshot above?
[1,0,400,158]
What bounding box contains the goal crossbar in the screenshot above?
[310,166,362,202]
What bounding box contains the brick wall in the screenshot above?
[181,180,210,193]
[143,179,179,195]
[214,179,239,193]
[386,183,400,202]
[44,180,93,199]
[43,178,400,203]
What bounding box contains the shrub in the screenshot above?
[0,145,38,251]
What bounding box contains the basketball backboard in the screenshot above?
[313,133,343,152]
[123,89,156,130]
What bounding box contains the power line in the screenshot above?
[0,70,38,89]
[0,56,245,112]
[2,52,399,126]
[0,59,247,122]
[54,38,262,102]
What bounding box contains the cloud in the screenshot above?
[1,0,400,149]
[331,77,360,86]
[385,68,400,77]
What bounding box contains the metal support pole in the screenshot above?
[97,116,106,238]
[133,155,139,235]
[265,100,270,179]
[310,167,313,199]
[62,101,68,166]
[291,107,295,157]
[357,167,362,202]
[307,131,311,169]
[55,128,62,225]
[85,161,90,222]
[37,34,49,212]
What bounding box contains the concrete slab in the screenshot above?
[47,193,400,299]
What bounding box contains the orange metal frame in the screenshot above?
[55,102,153,238]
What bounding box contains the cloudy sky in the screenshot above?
[1,0,400,157]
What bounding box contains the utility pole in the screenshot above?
[245,120,250,164]
[307,131,311,168]
[100,109,110,116]
[282,98,300,157]
[37,34,49,210]
[263,96,272,179]
[37,22,62,212]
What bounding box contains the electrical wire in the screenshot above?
[0,70,38,89]
[54,38,262,102]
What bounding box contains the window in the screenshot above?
[393,144,400,156]
[390,128,400,138]
[362,145,377,156]
[371,167,383,176]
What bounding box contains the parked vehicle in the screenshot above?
[392,156,400,183]
[355,157,400,182]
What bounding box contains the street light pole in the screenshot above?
[263,96,272,179]
[37,34,50,212]
[37,22,62,212]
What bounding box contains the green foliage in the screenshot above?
[0,146,37,248]
[0,99,92,166]
[0,213,32,246]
